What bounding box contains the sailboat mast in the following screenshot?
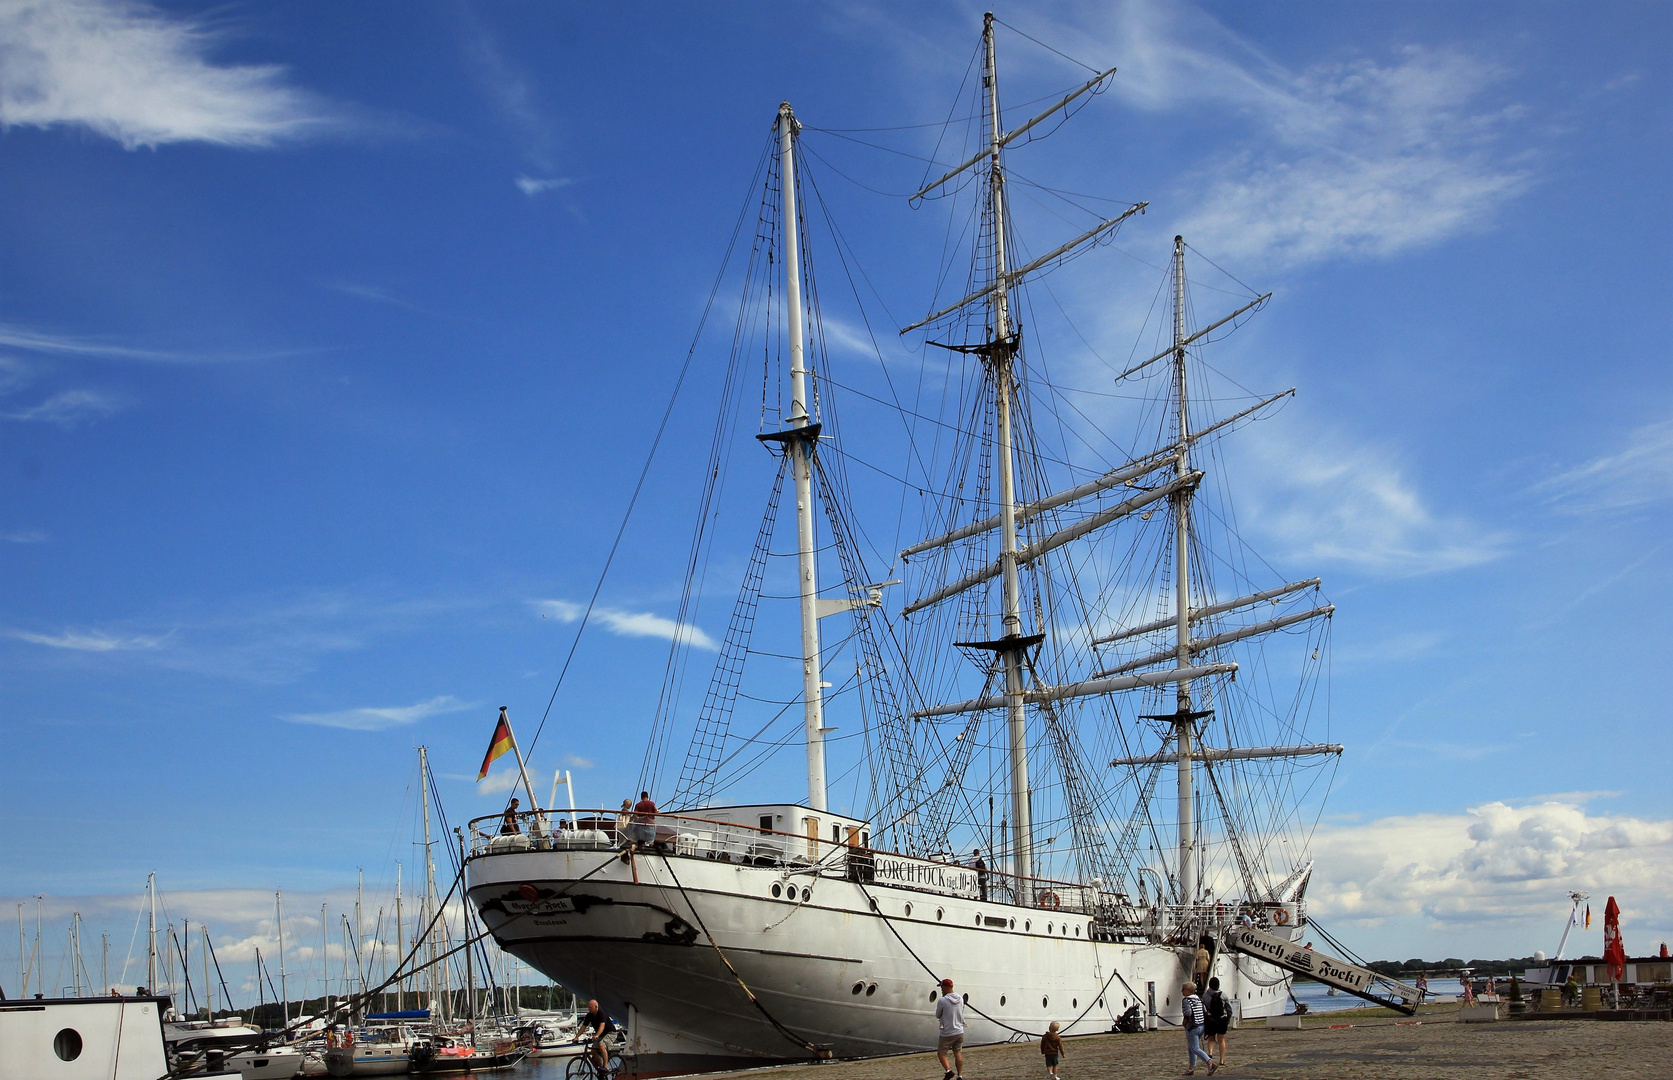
[277,891,288,1028]
[419,745,447,1023]
[1171,235,1197,907]
[394,863,404,1012]
[147,873,157,993]
[778,100,829,812]
[981,12,1032,892]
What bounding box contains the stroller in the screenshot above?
[1112,1004,1144,1033]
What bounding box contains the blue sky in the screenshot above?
[1,0,1669,996]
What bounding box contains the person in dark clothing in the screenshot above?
[1203,975,1231,1068]
[577,999,615,1074]
[500,798,522,835]
[970,849,989,902]
[1039,1021,1064,1077]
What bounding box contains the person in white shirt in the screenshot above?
[934,977,965,1080]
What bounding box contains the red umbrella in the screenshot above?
[1602,896,1627,982]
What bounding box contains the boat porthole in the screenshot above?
[1042,996,1049,1008]
[1008,918,1015,929]
[851,981,864,995]
[1000,995,1006,1006]
[975,913,982,925]
[1047,923,1053,934]
[1075,925,1081,936]
[54,1029,83,1062]
[865,983,878,996]
[1072,998,1078,1008]
[1025,921,1031,932]
[802,887,812,902]
[936,908,944,921]
[869,898,879,911]
[904,903,913,917]
[1098,997,1104,1008]
[930,990,938,1002]
[771,883,782,898]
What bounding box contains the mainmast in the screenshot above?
[777,101,829,812]
[1171,235,1198,907]
[980,12,1034,894]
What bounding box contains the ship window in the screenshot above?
[865,983,878,996]
[1000,995,1006,1006]
[975,914,982,925]
[1047,923,1053,934]
[851,981,864,995]
[759,816,774,833]
[771,883,782,898]
[1009,918,1015,929]
[869,898,878,911]
[930,990,938,1002]
[1076,925,1081,936]
[833,824,841,842]
[1025,920,1031,931]
[1042,996,1049,1008]
[1072,998,1078,1008]
[936,908,944,921]
[54,1029,83,1061]
[904,903,913,917]
[803,887,812,902]
[862,832,869,847]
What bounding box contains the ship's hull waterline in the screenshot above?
[467,846,1293,1076]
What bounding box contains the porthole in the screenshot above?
[54,1029,83,1062]
[1047,923,1053,934]
[1075,925,1081,936]
[771,883,782,898]
[936,907,944,921]
[1098,997,1104,1008]
[802,887,812,902]
[869,898,879,911]
[851,981,864,995]
[929,990,938,1002]
[1008,918,1015,929]
[1042,996,1049,1008]
[975,913,982,925]
[904,903,913,917]
[865,983,878,996]
[1072,998,1078,1008]
[1000,995,1007,1006]
[1025,920,1032,931]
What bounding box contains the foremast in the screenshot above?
[776,102,829,813]
[1170,235,1200,907]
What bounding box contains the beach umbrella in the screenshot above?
[1601,896,1627,982]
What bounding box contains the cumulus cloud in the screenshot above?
[1533,417,1673,514]
[283,694,474,732]
[1308,797,1673,940]
[534,599,717,651]
[6,627,162,651]
[1,388,124,426]
[0,0,332,149]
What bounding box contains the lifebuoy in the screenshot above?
[1272,907,1291,926]
[1039,891,1061,910]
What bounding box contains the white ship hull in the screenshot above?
[467,844,1293,1077]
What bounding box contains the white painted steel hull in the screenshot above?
[467,847,1293,1076]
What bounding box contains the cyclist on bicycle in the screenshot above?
[578,999,615,1075]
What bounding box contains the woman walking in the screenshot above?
[1181,982,1215,1075]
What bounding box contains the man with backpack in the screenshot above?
[1204,976,1232,1069]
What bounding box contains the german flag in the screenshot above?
[478,708,516,780]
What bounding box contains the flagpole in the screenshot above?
[500,707,541,812]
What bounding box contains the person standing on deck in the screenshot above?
[632,791,659,850]
[970,850,989,902]
[500,798,522,835]
[935,978,965,1080]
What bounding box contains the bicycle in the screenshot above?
[565,1039,623,1080]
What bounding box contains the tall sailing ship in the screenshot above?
[465,16,1343,1076]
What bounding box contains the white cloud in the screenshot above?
[533,599,717,651]
[1,529,49,542]
[1046,1,1532,268]
[283,694,473,732]
[563,754,593,769]
[6,627,161,651]
[1308,797,1673,941]
[0,0,332,149]
[1534,417,1673,514]
[1,388,123,426]
[475,768,523,795]
[514,175,572,196]
[1234,421,1507,575]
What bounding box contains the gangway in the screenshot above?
[1222,925,1421,1015]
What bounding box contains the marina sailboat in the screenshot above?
[465,16,1345,1075]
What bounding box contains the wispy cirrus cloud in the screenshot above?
[534,599,717,651]
[993,1,1532,270]
[514,175,572,197]
[283,694,474,732]
[0,0,336,149]
[1533,417,1673,514]
[1,529,49,543]
[1,388,124,426]
[6,627,163,651]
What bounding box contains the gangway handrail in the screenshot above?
[1221,925,1420,1015]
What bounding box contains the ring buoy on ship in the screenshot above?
[1039,891,1061,910]
[1272,907,1292,926]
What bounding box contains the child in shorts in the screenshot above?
[1040,1021,1064,1077]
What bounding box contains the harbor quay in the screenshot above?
[699,1006,1670,1080]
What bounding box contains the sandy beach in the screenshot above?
[699,1007,1669,1080]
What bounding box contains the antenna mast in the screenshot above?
[777,100,829,812]
[146,874,157,994]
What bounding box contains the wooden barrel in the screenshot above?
[1540,986,1561,1010]
[1582,985,1603,1010]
